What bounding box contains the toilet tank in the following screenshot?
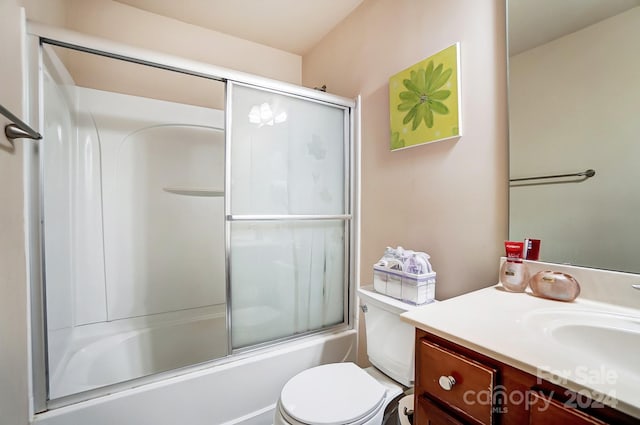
[358,286,425,387]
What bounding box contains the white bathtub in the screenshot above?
[35,328,356,425]
[48,305,229,399]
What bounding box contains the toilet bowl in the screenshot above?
[273,363,391,425]
[274,286,428,425]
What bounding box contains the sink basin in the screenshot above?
[553,325,639,372]
[523,308,640,375]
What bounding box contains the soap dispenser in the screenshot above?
[499,241,529,292]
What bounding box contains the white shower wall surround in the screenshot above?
[46,86,226,325]
[99,93,225,321]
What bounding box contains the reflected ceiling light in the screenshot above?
[248,102,287,127]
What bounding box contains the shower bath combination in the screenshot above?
[25,23,359,425]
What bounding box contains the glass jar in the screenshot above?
[529,271,580,302]
[499,260,529,292]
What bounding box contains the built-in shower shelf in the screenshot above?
[163,187,224,197]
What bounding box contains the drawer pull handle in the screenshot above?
[438,375,456,391]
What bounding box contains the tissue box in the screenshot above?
[373,264,435,305]
[401,271,436,304]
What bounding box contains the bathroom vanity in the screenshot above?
[412,329,636,425]
[401,261,640,425]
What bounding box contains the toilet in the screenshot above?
[274,286,425,425]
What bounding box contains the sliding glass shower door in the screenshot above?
[39,44,228,400]
[228,83,350,349]
[31,38,354,408]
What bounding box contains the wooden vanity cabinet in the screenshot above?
[416,395,466,425]
[414,329,639,425]
[528,392,607,425]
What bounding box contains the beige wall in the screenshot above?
[0,2,29,424]
[303,0,509,301]
[21,0,67,26]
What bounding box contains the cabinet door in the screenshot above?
[417,396,466,425]
[528,392,607,425]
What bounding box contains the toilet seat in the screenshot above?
[278,363,387,425]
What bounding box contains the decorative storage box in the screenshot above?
[373,264,436,305]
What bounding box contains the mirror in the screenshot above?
[507,0,640,273]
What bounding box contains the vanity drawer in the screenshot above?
[528,392,608,425]
[416,396,465,425]
[417,338,497,425]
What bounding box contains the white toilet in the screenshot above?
[274,286,424,425]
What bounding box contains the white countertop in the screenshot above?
[401,284,640,419]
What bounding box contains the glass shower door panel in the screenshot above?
[230,220,345,349]
[229,83,349,349]
[230,84,346,215]
[39,44,229,400]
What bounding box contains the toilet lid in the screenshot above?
[279,363,386,425]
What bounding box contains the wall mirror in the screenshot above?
[507,0,640,273]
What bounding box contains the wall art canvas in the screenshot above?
[389,43,461,151]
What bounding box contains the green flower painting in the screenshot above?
[389,43,461,150]
[391,131,405,150]
[398,62,452,130]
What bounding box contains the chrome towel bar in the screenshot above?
[510,168,595,183]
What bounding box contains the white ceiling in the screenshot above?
[114,0,364,55]
[508,0,640,56]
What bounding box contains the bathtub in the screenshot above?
[35,327,356,425]
[48,305,229,399]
